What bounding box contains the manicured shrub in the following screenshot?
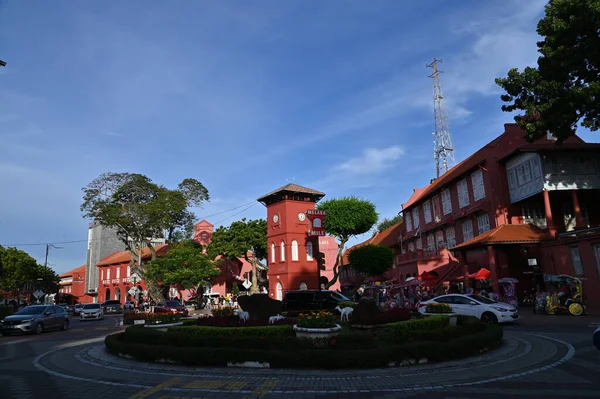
[425,302,453,314]
[145,313,180,325]
[168,324,294,338]
[350,308,411,326]
[237,294,282,321]
[211,307,235,317]
[351,298,381,324]
[0,305,14,319]
[191,315,294,327]
[384,315,449,343]
[297,310,337,328]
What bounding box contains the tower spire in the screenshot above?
[427,58,456,177]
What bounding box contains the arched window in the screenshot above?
[105,288,111,301]
[271,243,276,263]
[313,218,322,228]
[280,241,285,261]
[276,282,283,301]
[299,282,307,291]
[306,241,314,261]
[291,240,299,261]
[115,287,121,302]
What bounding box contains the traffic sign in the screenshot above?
[128,288,138,296]
[33,289,45,299]
[242,280,252,289]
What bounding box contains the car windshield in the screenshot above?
[165,301,181,307]
[468,294,496,304]
[75,304,84,308]
[331,292,351,302]
[15,306,46,315]
[83,304,101,309]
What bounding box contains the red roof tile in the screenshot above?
[341,221,405,264]
[257,184,325,202]
[451,224,549,251]
[60,264,87,278]
[97,244,169,266]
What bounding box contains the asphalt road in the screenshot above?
[1,313,599,399]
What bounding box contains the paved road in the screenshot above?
[1,314,599,399]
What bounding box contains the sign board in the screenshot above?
[128,288,137,296]
[33,289,45,299]
[527,258,537,266]
[308,230,326,236]
[306,209,327,217]
[242,280,252,289]
[307,209,326,236]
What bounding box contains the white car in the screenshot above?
[418,293,519,324]
[80,303,104,321]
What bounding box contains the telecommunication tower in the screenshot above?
[427,58,456,177]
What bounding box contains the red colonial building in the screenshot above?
[257,184,340,300]
[392,123,600,311]
[57,265,94,304]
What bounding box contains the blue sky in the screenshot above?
[0,0,594,274]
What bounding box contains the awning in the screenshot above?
[469,268,491,280]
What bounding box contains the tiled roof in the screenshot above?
[257,184,325,202]
[97,244,170,266]
[451,224,549,251]
[499,142,600,161]
[342,221,404,264]
[60,264,86,278]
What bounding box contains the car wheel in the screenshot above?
[481,312,498,324]
[35,323,44,334]
[61,321,69,330]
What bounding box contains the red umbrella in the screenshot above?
[469,268,491,280]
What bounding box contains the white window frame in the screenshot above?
[280,241,285,262]
[471,169,485,201]
[405,212,413,231]
[462,219,474,242]
[570,246,584,276]
[412,207,420,229]
[426,233,435,250]
[445,226,456,249]
[416,237,423,250]
[441,189,452,215]
[116,267,120,279]
[408,242,415,252]
[271,243,276,263]
[127,266,131,277]
[306,241,314,261]
[423,200,432,224]
[107,269,111,280]
[476,213,491,234]
[291,240,299,261]
[457,179,470,208]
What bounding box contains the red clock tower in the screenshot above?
[257,184,330,300]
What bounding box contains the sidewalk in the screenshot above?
[509,309,600,330]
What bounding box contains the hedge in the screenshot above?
[105,324,503,369]
[384,315,449,343]
[168,324,294,338]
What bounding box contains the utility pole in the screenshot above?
[427,58,456,177]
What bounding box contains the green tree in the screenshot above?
[347,244,394,278]
[317,196,378,289]
[495,0,600,142]
[146,240,220,301]
[207,218,267,294]
[0,246,59,301]
[376,215,403,233]
[81,172,209,301]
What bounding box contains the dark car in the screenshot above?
[102,300,123,314]
[156,300,189,317]
[0,305,70,335]
[282,290,352,311]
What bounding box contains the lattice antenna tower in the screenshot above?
[427,58,456,177]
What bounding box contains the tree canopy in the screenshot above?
[495,0,600,142]
[376,215,403,233]
[0,246,59,300]
[80,172,209,301]
[347,244,394,278]
[207,218,267,294]
[146,240,220,299]
[316,196,378,288]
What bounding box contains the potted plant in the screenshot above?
[143,313,183,332]
[293,310,341,342]
[423,302,458,326]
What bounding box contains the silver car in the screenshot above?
[80,303,104,321]
[0,305,70,335]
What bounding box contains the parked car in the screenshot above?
[156,300,189,317]
[281,290,352,311]
[102,300,123,314]
[0,305,70,335]
[418,294,519,324]
[73,304,84,316]
[80,303,104,321]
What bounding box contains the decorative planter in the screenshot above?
[133,320,145,325]
[423,313,458,326]
[143,321,183,332]
[293,324,342,343]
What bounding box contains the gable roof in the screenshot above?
[96,244,170,267]
[60,264,87,278]
[450,224,549,251]
[257,183,325,203]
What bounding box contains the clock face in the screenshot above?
[298,212,306,222]
[273,214,279,223]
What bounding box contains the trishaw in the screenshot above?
[498,277,519,308]
[543,274,586,316]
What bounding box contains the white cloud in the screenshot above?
[335,146,404,175]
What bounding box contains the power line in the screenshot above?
[1,201,261,247]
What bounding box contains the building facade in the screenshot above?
[257,184,340,300]
[57,265,94,304]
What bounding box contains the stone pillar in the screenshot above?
[571,190,585,228]
[543,190,557,237]
[487,245,500,294]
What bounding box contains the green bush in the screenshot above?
[384,315,449,343]
[0,305,14,320]
[145,313,180,325]
[105,324,503,369]
[211,307,235,317]
[168,324,294,338]
[425,302,453,314]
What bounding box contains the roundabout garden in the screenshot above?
[106,295,504,369]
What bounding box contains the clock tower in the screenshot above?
[257,183,336,300]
